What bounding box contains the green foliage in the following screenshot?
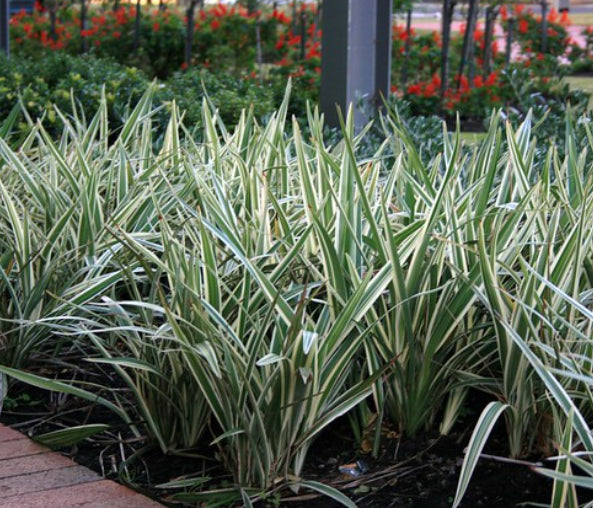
[0,52,150,138]
[164,68,275,127]
[1,87,593,505]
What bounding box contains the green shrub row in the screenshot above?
[0,52,320,140]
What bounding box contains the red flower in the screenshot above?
[473,75,484,88]
[547,7,558,23]
[153,22,160,32]
[181,62,188,70]
[458,74,469,91]
[214,4,227,17]
[518,19,528,34]
[288,34,302,46]
[210,19,220,30]
[112,31,121,39]
[485,72,498,86]
[423,83,436,97]
[500,5,508,21]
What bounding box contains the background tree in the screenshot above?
[185,0,203,69]
[458,0,479,87]
[440,0,457,102]
[80,0,87,53]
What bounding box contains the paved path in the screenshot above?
[0,424,163,508]
[407,20,588,48]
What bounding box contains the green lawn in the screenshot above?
[460,131,487,144]
[567,12,593,27]
[564,75,593,109]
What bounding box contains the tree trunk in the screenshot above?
[292,0,298,34]
[255,18,263,82]
[49,6,57,41]
[185,0,198,69]
[401,6,412,87]
[505,15,513,69]
[483,5,498,76]
[80,0,87,53]
[458,0,478,88]
[133,0,141,56]
[300,11,306,60]
[247,0,257,15]
[541,0,548,53]
[440,0,456,102]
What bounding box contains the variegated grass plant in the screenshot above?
[453,115,593,506]
[1,84,593,506]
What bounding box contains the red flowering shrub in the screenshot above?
[391,26,441,83]
[401,71,504,119]
[7,3,321,79]
[507,5,570,58]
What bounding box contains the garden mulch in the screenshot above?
[0,424,163,508]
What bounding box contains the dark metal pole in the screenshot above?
[320,0,392,129]
[1,0,10,56]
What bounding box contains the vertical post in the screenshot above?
[506,17,513,68]
[541,0,548,53]
[1,0,9,57]
[483,5,497,77]
[401,7,412,88]
[185,0,197,69]
[80,0,87,53]
[299,11,305,60]
[133,0,141,56]
[320,0,392,129]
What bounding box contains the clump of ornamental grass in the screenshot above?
[0,86,592,507]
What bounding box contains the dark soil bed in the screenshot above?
[1,380,589,507]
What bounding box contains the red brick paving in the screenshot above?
[0,424,163,507]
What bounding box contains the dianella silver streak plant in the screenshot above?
[0,86,593,506]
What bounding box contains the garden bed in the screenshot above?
[0,384,562,507]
